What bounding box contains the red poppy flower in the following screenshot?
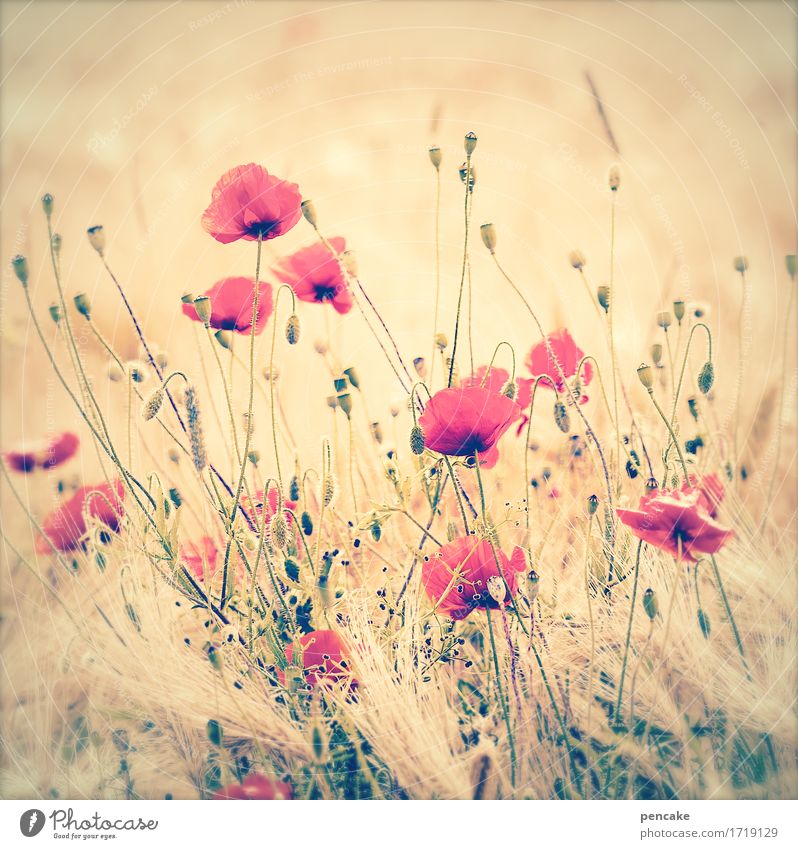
[525,328,592,403]
[3,431,79,473]
[422,537,527,620]
[240,485,297,523]
[463,366,534,437]
[37,479,125,554]
[418,385,518,468]
[282,630,355,689]
[272,237,353,314]
[202,163,302,244]
[182,277,273,335]
[180,536,220,580]
[616,486,733,562]
[213,774,293,800]
[683,473,724,518]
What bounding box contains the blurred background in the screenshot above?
[1,0,795,517]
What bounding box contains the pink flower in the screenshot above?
[684,473,725,518]
[272,237,353,314]
[182,277,273,334]
[37,480,125,554]
[240,485,297,523]
[525,328,591,403]
[463,366,533,436]
[180,536,220,580]
[418,385,518,468]
[3,431,79,473]
[617,486,733,562]
[213,774,293,800]
[202,163,302,244]
[422,537,527,620]
[281,630,355,689]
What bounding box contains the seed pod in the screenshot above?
[410,424,425,455]
[625,459,638,479]
[487,576,506,604]
[285,313,300,345]
[687,396,699,421]
[370,421,383,443]
[215,329,233,350]
[248,450,260,465]
[289,475,300,502]
[569,250,586,270]
[434,333,448,350]
[656,311,672,330]
[464,131,478,156]
[49,303,61,323]
[73,293,92,318]
[128,361,149,383]
[180,292,194,304]
[107,361,124,383]
[51,232,62,256]
[637,363,653,391]
[141,387,164,421]
[480,223,497,253]
[587,494,599,515]
[337,393,353,418]
[645,477,659,493]
[698,608,711,638]
[341,250,358,277]
[553,400,570,433]
[673,300,685,322]
[370,521,381,542]
[787,254,796,279]
[11,255,29,285]
[206,719,223,746]
[428,146,442,170]
[698,361,714,394]
[733,256,748,274]
[300,511,313,536]
[343,367,360,389]
[270,513,288,550]
[643,588,658,620]
[42,193,54,217]
[527,569,540,602]
[597,285,610,312]
[87,225,105,255]
[301,199,317,227]
[608,165,621,191]
[413,357,426,378]
[193,296,212,325]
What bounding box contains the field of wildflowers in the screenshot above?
[1,137,795,802]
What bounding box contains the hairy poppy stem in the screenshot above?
[709,554,749,676]
[486,609,516,788]
[448,154,472,388]
[614,539,643,728]
[646,387,689,483]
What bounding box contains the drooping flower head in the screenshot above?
[422,537,527,620]
[202,163,302,244]
[3,431,79,473]
[182,277,273,334]
[617,485,733,562]
[525,328,592,403]
[37,479,125,554]
[213,774,293,800]
[282,629,355,689]
[418,385,518,469]
[272,237,353,314]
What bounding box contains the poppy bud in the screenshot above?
[87,225,105,255]
[637,363,653,391]
[107,361,124,382]
[487,575,506,604]
[656,311,672,330]
[435,333,448,350]
[643,588,657,620]
[301,199,317,227]
[410,424,425,455]
[288,475,300,502]
[74,292,92,318]
[698,608,711,638]
[428,146,442,170]
[687,396,699,421]
[651,343,663,365]
[673,300,685,323]
[587,494,598,515]
[301,511,313,536]
[459,161,476,192]
[597,285,610,312]
[141,387,164,421]
[447,521,458,542]
[501,380,516,401]
[480,223,497,253]
[698,361,714,395]
[370,520,381,542]
[569,250,586,270]
[413,357,426,378]
[286,313,300,345]
[193,295,212,326]
[42,193,54,217]
[49,303,61,323]
[215,329,233,350]
[206,719,223,746]
[733,255,748,274]
[128,361,149,383]
[322,474,337,507]
[343,366,360,389]
[51,232,62,257]
[248,450,260,465]
[527,569,540,602]
[338,393,353,418]
[464,131,478,156]
[11,255,28,285]
[553,400,570,433]
[270,513,288,550]
[608,165,621,191]
[370,421,383,443]
[787,254,796,280]
[185,384,207,473]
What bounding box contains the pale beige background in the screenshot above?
[1,0,796,512]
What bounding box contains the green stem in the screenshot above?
[614,540,643,727]
[448,154,472,387]
[709,554,749,676]
[486,610,516,788]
